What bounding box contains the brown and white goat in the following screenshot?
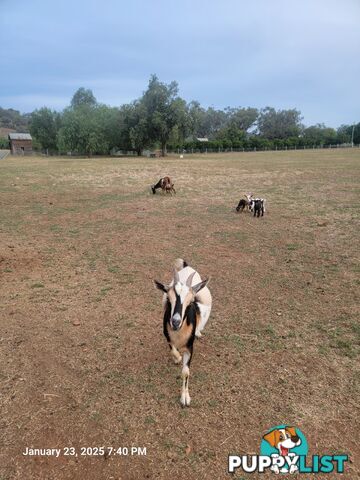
[151,176,176,194]
[154,259,212,407]
[162,176,176,194]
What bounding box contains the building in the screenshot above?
[8,133,33,155]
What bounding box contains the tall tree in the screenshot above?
[187,101,207,137]
[118,101,150,156]
[337,123,360,145]
[57,105,109,156]
[141,75,187,156]
[257,107,303,139]
[70,88,97,109]
[201,107,228,138]
[30,107,61,152]
[225,107,258,132]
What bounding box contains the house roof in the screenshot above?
[9,133,32,140]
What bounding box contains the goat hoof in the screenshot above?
[173,357,182,364]
[180,392,191,407]
[195,331,202,338]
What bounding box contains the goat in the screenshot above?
[246,193,266,215]
[154,259,212,407]
[236,198,249,212]
[245,192,254,203]
[151,176,176,195]
[162,176,176,194]
[253,198,265,217]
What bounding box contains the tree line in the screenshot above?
[1,75,359,155]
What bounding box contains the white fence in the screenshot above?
[169,144,360,155]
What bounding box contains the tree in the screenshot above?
[0,137,10,149]
[216,125,246,147]
[337,124,351,144]
[141,75,188,156]
[225,107,258,132]
[0,107,29,131]
[118,101,150,155]
[187,101,204,137]
[303,124,337,146]
[200,107,227,139]
[257,107,303,139]
[30,107,61,152]
[70,88,97,109]
[96,104,123,152]
[58,88,122,155]
[337,123,360,145]
[57,105,109,156]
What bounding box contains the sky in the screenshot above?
[0,0,359,127]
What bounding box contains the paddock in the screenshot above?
[0,149,358,479]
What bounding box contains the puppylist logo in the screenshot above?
[228,425,348,475]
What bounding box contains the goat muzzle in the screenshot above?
[171,314,181,330]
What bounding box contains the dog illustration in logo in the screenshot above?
[263,426,301,474]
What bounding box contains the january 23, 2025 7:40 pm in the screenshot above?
[22,446,147,458]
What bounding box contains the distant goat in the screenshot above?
[154,259,212,407]
[246,193,266,216]
[253,198,265,217]
[151,176,176,194]
[236,198,249,212]
[236,192,254,212]
[245,192,254,204]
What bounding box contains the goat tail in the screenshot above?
[174,258,188,271]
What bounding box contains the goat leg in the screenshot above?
[180,348,192,407]
[170,344,182,364]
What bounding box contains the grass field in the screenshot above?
[0,149,359,479]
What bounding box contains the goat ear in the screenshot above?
[154,280,168,293]
[192,277,209,294]
[173,268,180,284]
[186,271,196,287]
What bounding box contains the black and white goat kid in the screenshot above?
[253,198,265,217]
[154,259,212,407]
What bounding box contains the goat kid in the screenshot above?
[253,198,265,217]
[247,195,266,215]
[236,198,249,212]
[154,259,212,407]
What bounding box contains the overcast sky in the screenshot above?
[0,0,359,127]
